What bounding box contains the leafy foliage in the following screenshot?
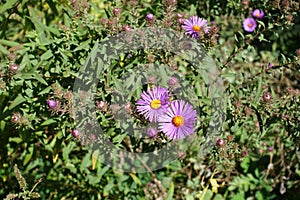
[0,0,299,199]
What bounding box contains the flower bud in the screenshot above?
[241,150,248,157]
[9,64,19,71]
[47,100,57,109]
[177,13,183,18]
[263,93,271,101]
[72,129,80,138]
[167,76,179,88]
[124,25,132,32]
[146,13,154,21]
[113,7,121,16]
[268,146,274,152]
[11,113,21,123]
[216,139,225,147]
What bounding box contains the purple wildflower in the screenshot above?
[136,86,170,122]
[158,100,196,140]
[252,9,264,19]
[182,16,210,39]
[243,18,257,32]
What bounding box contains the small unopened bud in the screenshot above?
[124,102,132,111]
[177,13,183,18]
[113,8,121,16]
[124,25,132,32]
[146,13,154,21]
[296,49,300,57]
[178,18,184,24]
[268,63,273,68]
[64,91,73,100]
[90,133,97,140]
[286,87,293,94]
[242,0,249,5]
[11,113,21,123]
[47,100,57,109]
[167,76,179,88]
[263,93,271,101]
[147,76,156,84]
[216,139,225,147]
[8,53,16,61]
[262,141,267,146]
[286,15,293,22]
[268,146,274,152]
[9,64,19,71]
[245,107,252,115]
[72,129,80,138]
[241,150,248,157]
[227,134,234,142]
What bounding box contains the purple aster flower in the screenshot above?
[182,16,210,39]
[47,100,57,109]
[252,9,264,19]
[243,18,257,32]
[136,86,170,122]
[158,100,196,140]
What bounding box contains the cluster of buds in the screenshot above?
[71,0,89,17]
[48,84,74,116]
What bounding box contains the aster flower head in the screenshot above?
[252,9,264,19]
[182,16,210,39]
[158,100,196,140]
[136,86,170,122]
[243,18,257,32]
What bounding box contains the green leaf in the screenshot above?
[203,189,213,200]
[213,194,224,200]
[32,73,48,85]
[0,44,9,54]
[38,86,52,95]
[40,50,53,61]
[254,76,262,102]
[41,119,56,126]
[240,156,250,173]
[129,173,141,185]
[0,0,19,13]
[9,94,26,110]
[166,182,174,200]
[23,145,34,166]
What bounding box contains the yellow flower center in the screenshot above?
[192,25,201,32]
[256,13,260,17]
[172,115,184,127]
[248,23,253,27]
[150,99,161,109]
